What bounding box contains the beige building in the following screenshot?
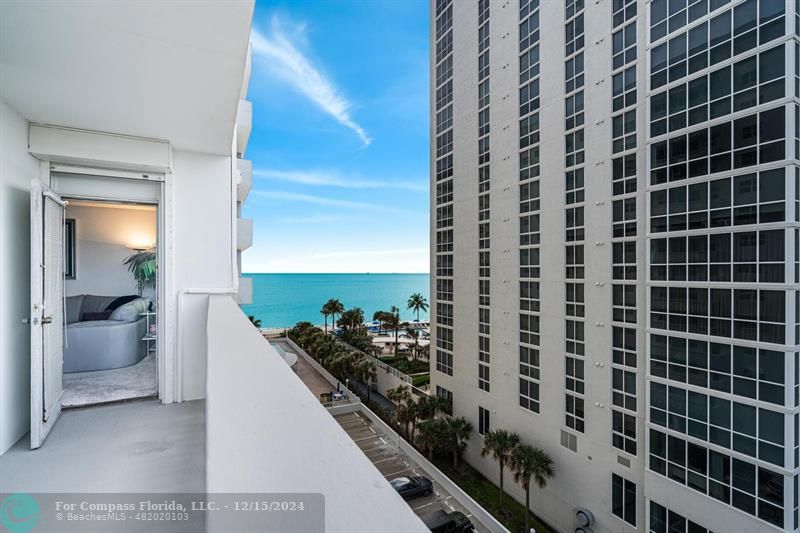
[430,0,797,531]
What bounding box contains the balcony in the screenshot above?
[237,217,253,251]
[0,399,204,493]
[206,295,429,531]
[237,157,252,203]
[238,275,253,305]
[235,99,252,156]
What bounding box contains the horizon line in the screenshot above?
[241,272,430,275]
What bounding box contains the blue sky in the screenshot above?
[242,0,429,273]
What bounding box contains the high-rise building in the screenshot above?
[429,0,797,531]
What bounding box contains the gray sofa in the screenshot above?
[64,295,151,373]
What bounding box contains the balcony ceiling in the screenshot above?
[0,1,253,155]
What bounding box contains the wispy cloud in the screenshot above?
[251,16,371,146]
[254,168,427,192]
[252,190,412,214]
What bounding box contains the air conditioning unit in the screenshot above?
[576,508,594,527]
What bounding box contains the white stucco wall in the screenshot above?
[170,149,237,401]
[64,204,157,299]
[0,99,39,455]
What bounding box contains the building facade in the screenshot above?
[429,0,799,531]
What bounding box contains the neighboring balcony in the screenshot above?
[237,218,253,251]
[237,276,253,305]
[235,99,252,156]
[237,158,252,203]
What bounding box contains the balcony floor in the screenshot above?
[0,399,204,493]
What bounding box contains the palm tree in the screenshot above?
[372,310,385,335]
[338,307,365,336]
[321,303,332,334]
[405,328,420,360]
[510,444,555,532]
[354,358,377,402]
[389,306,401,358]
[325,298,344,332]
[480,429,521,509]
[247,315,262,328]
[444,417,473,469]
[407,293,429,321]
[416,418,446,460]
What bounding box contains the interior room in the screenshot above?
[61,200,158,407]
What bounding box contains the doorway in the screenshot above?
[60,199,158,408]
[30,169,166,449]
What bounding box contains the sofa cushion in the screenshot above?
[109,298,149,322]
[81,295,119,316]
[81,311,112,321]
[65,295,85,324]
[105,295,139,311]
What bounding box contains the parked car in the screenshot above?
[389,475,433,499]
[420,510,474,533]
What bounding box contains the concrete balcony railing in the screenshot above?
[205,295,428,532]
[235,99,252,156]
[236,218,252,251]
[237,158,252,203]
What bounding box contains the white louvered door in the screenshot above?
[30,179,65,449]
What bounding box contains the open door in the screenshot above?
[30,179,65,449]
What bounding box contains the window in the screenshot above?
[612,23,636,70]
[520,345,540,413]
[520,281,540,312]
[613,326,637,367]
[613,284,636,323]
[649,287,785,343]
[566,393,584,432]
[612,474,637,526]
[612,110,636,153]
[613,241,637,280]
[613,197,636,237]
[650,335,785,406]
[565,53,584,93]
[566,245,584,279]
[520,312,540,346]
[650,168,786,230]
[566,168,584,204]
[613,410,637,455]
[565,13,584,56]
[435,349,453,376]
[649,381,786,467]
[436,386,453,415]
[566,319,584,355]
[649,501,711,533]
[650,230,785,283]
[650,1,785,88]
[612,66,636,112]
[478,406,490,435]
[612,154,637,195]
[612,0,636,28]
[649,429,785,527]
[650,44,786,137]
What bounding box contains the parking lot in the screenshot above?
[334,411,492,533]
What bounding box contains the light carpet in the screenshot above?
[62,354,157,407]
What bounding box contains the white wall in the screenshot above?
[169,149,236,401]
[0,99,40,455]
[64,204,156,299]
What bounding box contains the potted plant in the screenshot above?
[123,249,156,296]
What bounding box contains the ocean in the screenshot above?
[241,273,430,329]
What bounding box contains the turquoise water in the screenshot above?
[241,273,430,328]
